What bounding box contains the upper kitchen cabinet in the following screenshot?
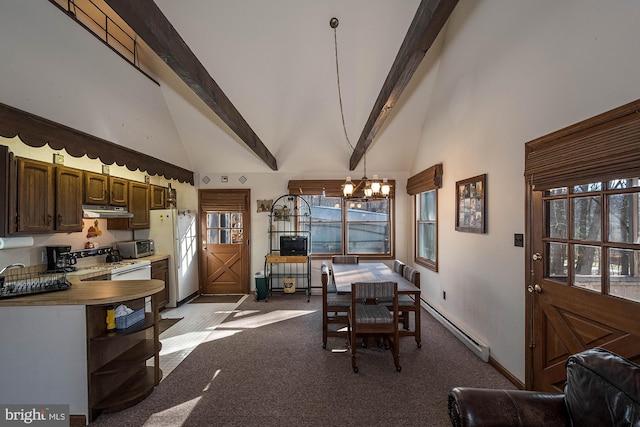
[109,176,128,206]
[150,185,166,210]
[55,166,83,232]
[109,181,150,230]
[15,158,55,233]
[84,171,108,205]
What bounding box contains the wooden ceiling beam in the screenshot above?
[104,0,278,171]
[349,0,458,171]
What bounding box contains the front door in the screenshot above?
[199,189,250,294]
[527,182,640,391]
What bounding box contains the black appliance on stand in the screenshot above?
[46,245,77,272]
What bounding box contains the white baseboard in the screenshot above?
[422,300,490,362]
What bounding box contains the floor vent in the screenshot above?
[422,300,490,362]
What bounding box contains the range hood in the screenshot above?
[82,205,134,219]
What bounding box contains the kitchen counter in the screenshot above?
[0,277,164,307]
[0,271,164,424]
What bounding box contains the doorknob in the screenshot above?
[527,284,542,293]
[532,253,543,261]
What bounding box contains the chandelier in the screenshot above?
[330,17,391,200]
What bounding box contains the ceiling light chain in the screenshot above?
[331,17,391,200]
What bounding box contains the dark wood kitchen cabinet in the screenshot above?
[15,157,55,233]
[84,171,109,205]
[150,185,166,210]
[9,157,82,234]
[109,181,150,230]
[151,258,170,310]
[55,166,83,232]
[109,176,128,206]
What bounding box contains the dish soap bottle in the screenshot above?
[106,305,116,333]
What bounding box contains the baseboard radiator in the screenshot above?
[421,300,490,362]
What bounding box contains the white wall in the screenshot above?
[411,0,640,382]
[0,1,191,171]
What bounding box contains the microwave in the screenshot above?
[116,240,154,259]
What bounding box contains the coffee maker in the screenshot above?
[46,245,76,272]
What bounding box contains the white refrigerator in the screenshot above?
[136,209,199,307]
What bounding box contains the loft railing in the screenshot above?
[49,0,158,85]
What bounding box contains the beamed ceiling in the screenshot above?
[100,0,458,176]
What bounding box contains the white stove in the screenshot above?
[106,260,151,279]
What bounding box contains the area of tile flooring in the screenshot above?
[150,295,249,379]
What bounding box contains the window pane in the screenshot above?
[219,229,231,244]
[572,196,601,240]
[347,200,388,220]
[347,223,389,254]
[573,182,602,193]
[418,222,436,261]
[608,178,640,190]
[231,213,243,228]
[546,188,567,196]
[573,244,601,292]
[207,213,219,228]
[546,199,567,238]
[347,199,390,255]
[609,248,640,303]
[547,242,568,282]
[608,193,638,244]
[207,230,218,244]
[421,190,436,221]
[305,195,341,255]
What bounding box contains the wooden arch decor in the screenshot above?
[0,102,194,185]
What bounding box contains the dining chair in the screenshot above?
[348,281,400,373]
[392,259,405,275]
[331,255,359,264]
[383,265,422,347]
[322,263,350,348]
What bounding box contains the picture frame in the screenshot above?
[257,199,273,213]
[455,174,487,234]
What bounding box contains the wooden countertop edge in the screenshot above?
[0,279,165,307]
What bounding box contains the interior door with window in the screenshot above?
[528,182,640,391]
[199,189,250,295]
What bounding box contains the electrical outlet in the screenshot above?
[514,233,524,247]
[443,291,446,300]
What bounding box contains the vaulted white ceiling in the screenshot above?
[131,0,446,177]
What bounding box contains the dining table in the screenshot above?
[331,262,422,347]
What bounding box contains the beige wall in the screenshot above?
[410,0,640,382]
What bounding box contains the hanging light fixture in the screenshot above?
[331,17,391,200]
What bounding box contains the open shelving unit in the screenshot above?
[265,194,311,301]
[86,293,161,421]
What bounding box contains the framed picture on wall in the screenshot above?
[455,174,487,234]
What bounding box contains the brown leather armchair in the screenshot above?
[448,347,640,427]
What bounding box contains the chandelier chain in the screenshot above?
[333,24,355,153]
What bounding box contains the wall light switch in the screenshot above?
[102,165,110,174]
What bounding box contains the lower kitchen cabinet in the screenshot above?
[151,258,169,310]
[85,293,161,422]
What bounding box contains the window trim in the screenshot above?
[415,189,438,271]
[407,163,443,271]
[289,182,396,259]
